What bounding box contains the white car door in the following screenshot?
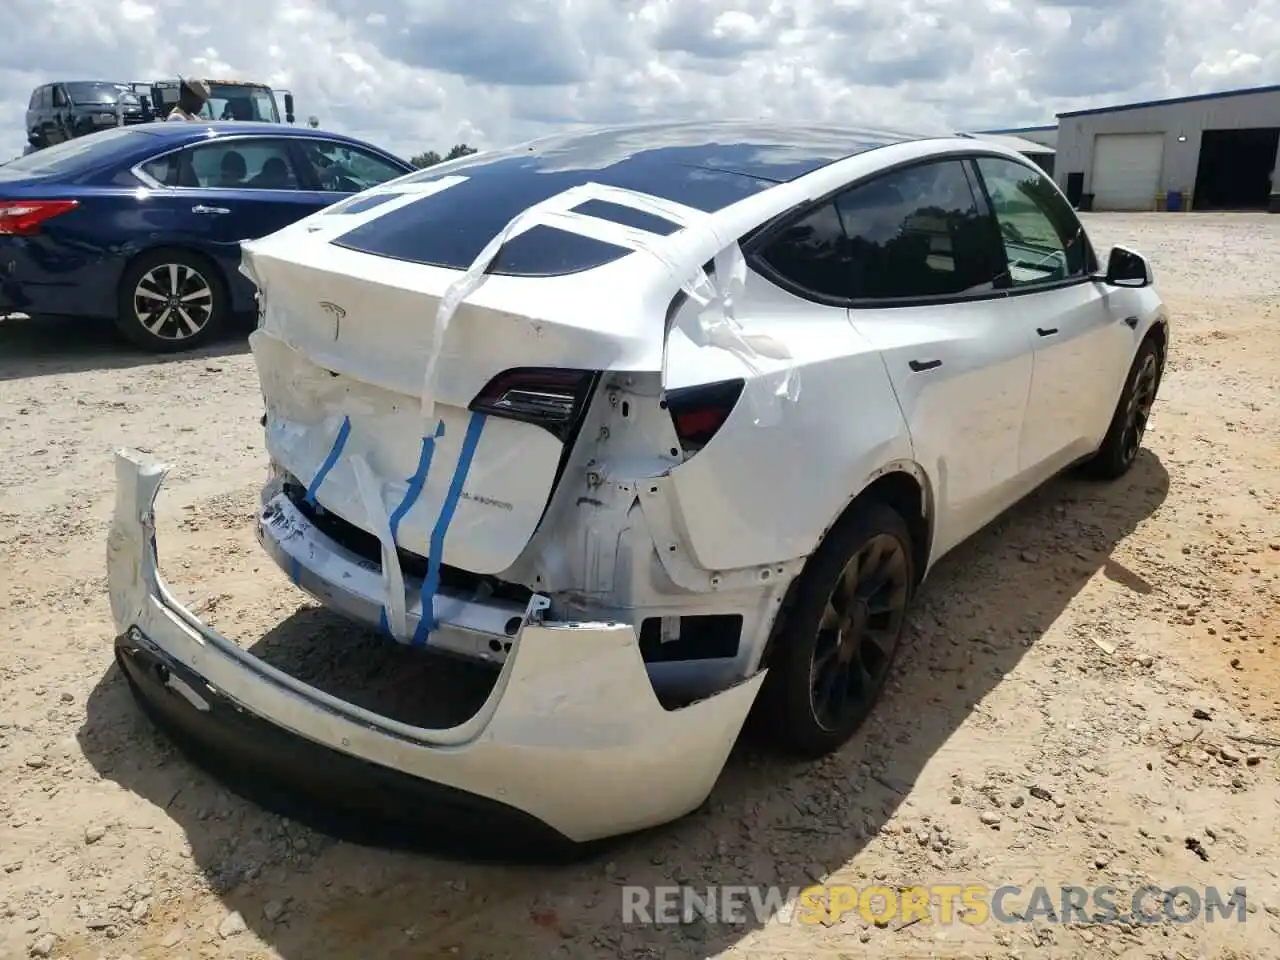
[817,158,1038,560]
[972,155,1136,479]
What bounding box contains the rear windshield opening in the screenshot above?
[0,127,148,179]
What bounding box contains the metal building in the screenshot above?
[971,124,1058,151]
[1053,84,1280,213]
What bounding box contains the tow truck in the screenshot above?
[143,78,296,125]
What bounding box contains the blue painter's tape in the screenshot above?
[389,420,445,542]
[304,416,351,507]
[413,412,487,646]
[381,420,445,640]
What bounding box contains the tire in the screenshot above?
[115,248,228,353]
[1080,337,1163,480]
[757,499,916,759]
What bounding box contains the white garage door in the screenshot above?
[1091,133,1165,211]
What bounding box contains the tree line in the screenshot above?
[409,143,478,169]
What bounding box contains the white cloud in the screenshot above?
[2,0,1278,162]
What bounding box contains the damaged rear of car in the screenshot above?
[114,120,1135,849]
[109,122,892,848]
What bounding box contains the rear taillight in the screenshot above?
[0,200,78,236]
[664,378,744,454]
[470,367,598,440]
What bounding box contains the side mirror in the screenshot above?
[283,93,295,124]
[1102,245,1153,288]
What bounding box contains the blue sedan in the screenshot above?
[0,122,415,351]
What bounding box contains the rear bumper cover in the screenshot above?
[106,448,765,847]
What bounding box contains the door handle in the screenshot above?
[908,359,942,372]
[1036,327,1059,337]
[192,205,230,215]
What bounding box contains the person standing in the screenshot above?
[166,77,211,121]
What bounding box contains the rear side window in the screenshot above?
[138,153,182,187]
[161,139,302,189]
[757,159,1004,301]
[753,203,851,297]
[188,140,300,189]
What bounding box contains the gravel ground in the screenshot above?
[1,213,1279,960]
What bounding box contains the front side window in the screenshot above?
[52,87,68,108]
[297,141,407,193]
[974,156,1089,286]
[756,159,1003,301]
[182,139,301,189]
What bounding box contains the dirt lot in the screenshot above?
[2,212,1279,960]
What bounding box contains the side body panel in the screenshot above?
[159,185,335,312]
[1018,281,1135,479]
[0,188,168,318]
[660,266,915,572]
[849,300,1036,563]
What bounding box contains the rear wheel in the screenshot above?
[115,249,227,353]
[759,500,915,759]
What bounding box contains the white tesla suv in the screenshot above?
[107,120,1169,851]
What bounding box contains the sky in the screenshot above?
[2,0,1278,162]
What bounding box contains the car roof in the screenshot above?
[131,121,362,143]
[328,119,945,274]
[417,119,943,184]
[0,122,410,185]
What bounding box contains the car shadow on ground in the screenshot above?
[0,313,251,381]
[78,451,1169,959]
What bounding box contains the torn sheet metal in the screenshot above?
[666,242,801,427]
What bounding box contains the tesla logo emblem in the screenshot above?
[319,301,346,340]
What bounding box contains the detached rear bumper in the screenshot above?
[106,449,764,849]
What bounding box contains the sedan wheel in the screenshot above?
[133,263,214,342]
[116,250,228,353]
